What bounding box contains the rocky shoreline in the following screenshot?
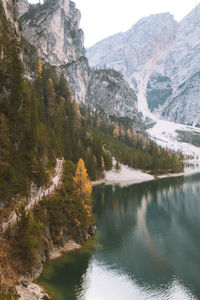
[16,239,86,299]
[15,221,96,299]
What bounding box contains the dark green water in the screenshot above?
[39,174,200,300]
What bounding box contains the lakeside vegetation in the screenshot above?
[81,107,184,175]
[8,159,94,268]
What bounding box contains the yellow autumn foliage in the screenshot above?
[36,58,43,79]
[73,158,92,214]
[113,123,120,138]
[101,156,105,169]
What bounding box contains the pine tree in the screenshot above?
[0,113,9,163]
[16,204,41,261]
[58,72,70,99]
[9,31,23,120]
[45,78,56,118]
[115,161,121,171]
[85,147,97,180]
[72,101,81,130]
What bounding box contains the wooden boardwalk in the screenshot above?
[0,158,64,234]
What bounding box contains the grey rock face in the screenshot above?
[61,56,91,103]
[87,6,200,125]
[17,0,30,18]
[18,0,143,126]
[146,72,172,111]
[19,0,90,103]
[87,13,177,90]
[162,72,200,125]
[20,0,85,66]
[2,0,19,31]
[87,69,136,114]
[87,68,144,132]
[153,4,200,124]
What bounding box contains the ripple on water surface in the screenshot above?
[39,174,200,300]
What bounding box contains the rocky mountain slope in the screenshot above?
[87,6,200,125]
[87,68,139,119]
[18,0,143,130]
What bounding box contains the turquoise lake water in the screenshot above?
[39,174,200,300]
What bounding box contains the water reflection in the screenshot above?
[93,174,200,299]
[39,173,200,300]
[39,242,94,300]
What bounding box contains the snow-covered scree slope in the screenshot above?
[105,164,154,187]
[148,120,200,160]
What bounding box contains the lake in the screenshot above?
[39,173,200,300]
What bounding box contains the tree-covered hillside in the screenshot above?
[0,0,184,211]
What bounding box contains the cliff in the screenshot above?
[18,0,143,127]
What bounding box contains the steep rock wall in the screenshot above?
[18,0,143,127]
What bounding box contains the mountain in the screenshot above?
[87,6,200,125]
[18,0,143,128]
[153,4,200,124]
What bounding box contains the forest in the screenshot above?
[0,0,184,209]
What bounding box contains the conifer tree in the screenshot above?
[115,161,121,170]
[113,123,120,138]
[85,147,97,180]
[73,158,92,215]
[16,204,41,261]
[101,156,105,170]
[58,72,70,99]
[72,101,81,130]
[127,129,132,141]
[36,58,42,79]
[46,78,56,118]
[0,113,9,162]
[9,31,23,120]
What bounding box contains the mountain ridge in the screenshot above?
[87,6,200,125]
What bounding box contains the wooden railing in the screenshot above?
[0,158,64,234]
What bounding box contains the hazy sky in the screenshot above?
[29,0,200,47]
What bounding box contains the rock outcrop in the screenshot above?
[146,72,172,112]
[17,0,30,18]
[87,68,144,131]
[2,0,19,30]
[20,0,84,66]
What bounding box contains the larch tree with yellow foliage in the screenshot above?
[101,156,105,170]
[73,158,92,215]
[36,58,43,79]
[113,123,120,138]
